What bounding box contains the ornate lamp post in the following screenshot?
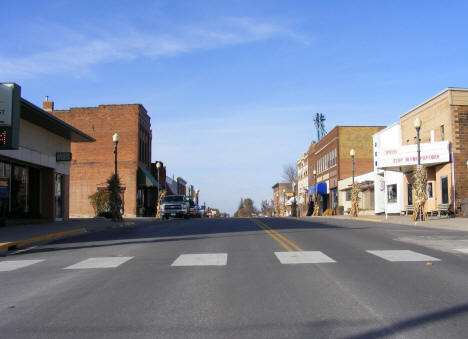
[414,118,422,168]
[412,117,426,221]
[312,169,319,216]
[155,161,161,188]
[113,133,120,176]
[282,189,286,217]
[350,148,355,184]
[349,149,360,217]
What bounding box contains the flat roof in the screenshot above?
[21,99,95,142]
[400,87,468,119]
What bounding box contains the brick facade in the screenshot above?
[50,104,152,218]
[272,182,292,216]
[308,126,384,212]
[399,88,468,214]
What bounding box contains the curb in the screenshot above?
[0,228,86,252]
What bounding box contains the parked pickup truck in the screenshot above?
[160,195,189,219]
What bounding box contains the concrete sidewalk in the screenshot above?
[301,214,468,231]
[0,218,150,254]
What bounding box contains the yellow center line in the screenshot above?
[258,220,303,252]
[253,220,293,251]
[252,219,302,252]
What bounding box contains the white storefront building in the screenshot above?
[373,122,452,215]
[373,123,405,214]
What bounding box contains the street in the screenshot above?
[1,217,468,339]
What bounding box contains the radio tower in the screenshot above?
[314,113,326,141]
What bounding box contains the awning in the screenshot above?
[137,166,163,189]
[308,182,327,195]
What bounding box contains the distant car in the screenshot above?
[188,199,201,218]
[160,195,189,219]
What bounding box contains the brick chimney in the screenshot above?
[42,96,54,112]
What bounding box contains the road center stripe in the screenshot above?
[253,219,301,252]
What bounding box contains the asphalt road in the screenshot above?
[2,217,468,339]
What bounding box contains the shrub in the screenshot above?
[89,189,110,217]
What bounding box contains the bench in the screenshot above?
[406,205,414,215]
[437,204,450,218]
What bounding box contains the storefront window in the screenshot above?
[387,184,397,203]
[0,161,10,218]
[427,182,433,199]
[346,190,351,201]
[407,183,413,205]
[12,165,29,215]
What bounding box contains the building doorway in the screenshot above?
[55,173,64,220]
[441,176,449,204]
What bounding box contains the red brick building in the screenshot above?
[308,126,385,214]
[48,102,160,217]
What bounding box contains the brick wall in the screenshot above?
[453,106,468,210]
[338,126,384,180]
[51,104,143,217]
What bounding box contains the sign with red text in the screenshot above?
[378,141,450,169]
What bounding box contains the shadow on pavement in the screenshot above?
[11,217,355,256]
[322,301,468,339]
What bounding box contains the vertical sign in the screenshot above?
[0,83,20,149]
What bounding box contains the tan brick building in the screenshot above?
[382,88,468,215]
[272,182,292,216]
[309,126,384,214]
[49,102,160,218]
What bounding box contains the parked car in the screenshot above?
[160,195,189,219]
[187,199,201,218]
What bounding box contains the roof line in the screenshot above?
[21,98,95,142]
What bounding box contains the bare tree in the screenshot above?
[282,163,298,185]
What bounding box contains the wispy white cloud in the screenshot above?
[0,17,301,79]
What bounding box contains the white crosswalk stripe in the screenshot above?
[64,257,134,269]
[171,253,228,266]
[0,260,44,272]
[275,251,336,264]
[455,248,468,254]
[366,250,441,262]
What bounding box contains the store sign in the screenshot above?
[56,152,72,161]
[378,141,450,169]
[0,84,13,126]
[0,83,20,150]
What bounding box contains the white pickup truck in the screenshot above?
[160,195,190,219]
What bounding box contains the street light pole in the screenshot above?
[113,133,120,176]
[156,161,161,189]
[282,189,286,217]
[350,149,355,184]
[414,118,422,168]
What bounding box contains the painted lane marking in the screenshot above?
[366,250,441,262]
[64,257,133,269]
[0,260,44,272]
[171,253,227,266]
[254,220,293,251]
[275,251,336,264]
[257,221,303,252]
[455,248,468,254]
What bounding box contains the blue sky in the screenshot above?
[2,1,468,214]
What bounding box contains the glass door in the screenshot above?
[55,174,63,219]
[441,176,449,204]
